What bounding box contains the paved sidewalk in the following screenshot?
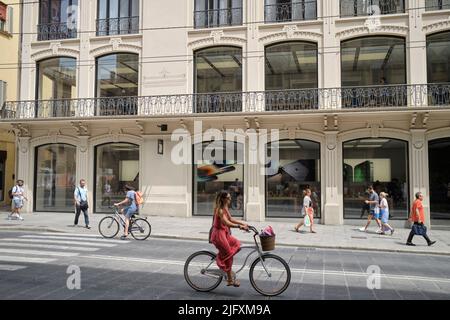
[1,211,449,255]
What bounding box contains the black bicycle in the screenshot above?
[98,206,151,241]
[184,226,291,296]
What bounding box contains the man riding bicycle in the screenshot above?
[114,185,138,240]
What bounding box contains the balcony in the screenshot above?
[340,0,405,17]
[96,16,139,36]
[265,1,317,23]
[37,22,77,41]
[194,7,243,28]
[425,0,450,11]
[1,84,449,120]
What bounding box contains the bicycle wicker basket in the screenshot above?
[259,235,275,251]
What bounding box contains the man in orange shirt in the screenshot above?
[406,192,436,246]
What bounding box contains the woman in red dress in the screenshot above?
[210,191,249,287]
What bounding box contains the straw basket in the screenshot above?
[259,235,275,251]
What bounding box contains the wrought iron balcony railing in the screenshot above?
[37,22,77,41]
[340,0,405,17]
[96,16,139,36]
[425,0,450,11]
[265,1,317,23]
[1,84,449,120]
[194,7,243,28]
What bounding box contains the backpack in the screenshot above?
[8,188,13,200]
[134,191,144,206]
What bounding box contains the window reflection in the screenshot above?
[35,144,77,212]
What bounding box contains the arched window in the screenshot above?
[194,46,242,112]
[341,36,406,107]
[343,138,409,219]
[35,144,77,212]
[266,140,321,218]
[95,143,140,213]
[265,42,318,110]
[96,53,139,116]
[428,138,450,220]
[193,141,244,217]
[37,57,77,117]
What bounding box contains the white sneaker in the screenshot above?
[359,227,366,232]
[18,216,24,221]
[376,229,383,234]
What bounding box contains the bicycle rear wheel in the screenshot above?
[249,253,291,296]
[130,218,151,240]
[98,216,119,239]
[184,251,223,292]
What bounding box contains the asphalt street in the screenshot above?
[0,230,449,300]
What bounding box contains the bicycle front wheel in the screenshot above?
[98,216,119,239]
[249,254,291,297]
[184,251,223,292]
[130,218,151,240]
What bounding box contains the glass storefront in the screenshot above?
[194,46,242,112]
[95,143,139,213]
[35,144,77,212]
[429,138,450,220]
[193,141,244,217]
[343,138,408,219]
[37,57,77,117]
[266,140,321,218]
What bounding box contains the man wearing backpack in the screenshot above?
[73,179,91,229]
[8,180,27,221]
[114,185,139,240]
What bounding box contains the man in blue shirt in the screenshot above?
[114,185,138,240]
[359,185,382,232]
[74,179,90,229]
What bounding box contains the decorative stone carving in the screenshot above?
[11,124,30,137]
[367,121,384,138]
[325,132,338,151]
[259,30,322,44]
[71,122,89,136]
[110,37,123,50]
[50,42,62,55]
[211,30,224,43]
[283,25,298,39]
[31,47,79,60]
[136,121,144,134]
[336,25,408,39]
[422,19,450,33]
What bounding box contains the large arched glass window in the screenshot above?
[96,53,139,115]
[266,140,321,218]
[35,144,77,212]
[341,36,406,107]
[343,138,409,219]
[427,31,450,84]
[193,141,244,217]
[265,42,318,110]
[194,46,242,112]
[97,0,139,36]
[429,138,450,220]
[37,57,77,117]
[95,143,140,213]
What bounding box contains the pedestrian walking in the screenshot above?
[74,179,91,229]
[379,192,394,235]
[295,188,316,233]
[359,186,382,232]
[406,192,436,247]
[8,180,27,221]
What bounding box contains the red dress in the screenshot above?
[210,207,241,273]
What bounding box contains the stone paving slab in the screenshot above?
[0,211,449,255]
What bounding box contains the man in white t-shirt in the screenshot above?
[8,180,27,221]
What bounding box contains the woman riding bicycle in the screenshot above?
[210,191,249,287]
[114,185,137,240]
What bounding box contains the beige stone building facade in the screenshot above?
[0,0,449,227]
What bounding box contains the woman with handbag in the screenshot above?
[210,191,249,287]
[73,179,90,229]
[379,192,394,235]
[295,188,316,233]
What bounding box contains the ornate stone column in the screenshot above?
[323,130,342,225]
[17,136,32,213]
